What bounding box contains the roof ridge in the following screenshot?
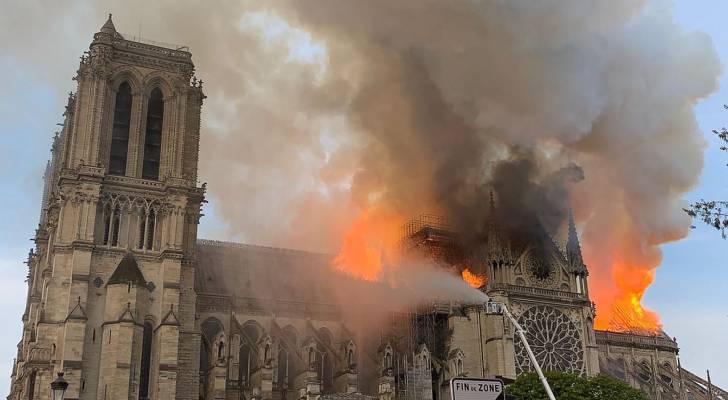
[197,238,333,258]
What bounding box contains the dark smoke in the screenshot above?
[3,0,721,329]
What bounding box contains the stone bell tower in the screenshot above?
[9,15,205,400]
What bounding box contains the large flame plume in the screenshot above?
[332,210,402,282]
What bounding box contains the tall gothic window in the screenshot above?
[277,349,290,393]
[111,207,120,246]
[137,209,156,251]
[279,327,298,395]
[320,352,333,394]
[109,82,132,176]
[142,88,164,180]
[239,344,251,387]
[103,205,121,246]
[139,321,153,400]
[27,370,37,400]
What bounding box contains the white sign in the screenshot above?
[450,377,505,400]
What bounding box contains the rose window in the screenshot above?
[514,306,584,375]
[524,254,557,288]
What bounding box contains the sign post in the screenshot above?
[450,377,505,400]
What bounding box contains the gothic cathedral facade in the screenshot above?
[9,16,205,400]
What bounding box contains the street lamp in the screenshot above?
[485,299,557,400]
[50,372,68,400]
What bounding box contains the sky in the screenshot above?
[0,0,726,396]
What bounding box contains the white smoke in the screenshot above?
[1,0,721,327]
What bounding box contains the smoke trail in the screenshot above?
[2,0,721,329]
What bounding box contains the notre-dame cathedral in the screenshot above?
[8,16,725,400]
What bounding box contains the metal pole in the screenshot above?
[500,305,557,400]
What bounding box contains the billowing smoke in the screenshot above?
[3,0,720,330]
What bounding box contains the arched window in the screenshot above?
[142,88,164,180]
[28,370,37,400]
[138,210,147,249]
[103,205,121,246]
[279,326,298,393]
[277,349,289,391]
[308,347,316,369]
[321,352,333,394]
[137,208,157,251]
[111,206,120,246]
[199,340,211,396]
[146,210,155,250]
[347,348,354,368]
[239,344,251,387]
[200,318,223,398]
[109,82,132,176]
[264,342,271,364]
[218,340,225,361]
[139,321,153,400]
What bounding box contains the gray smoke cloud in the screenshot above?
[2,0,721,327]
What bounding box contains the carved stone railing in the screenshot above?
[488,283,586,301]
[78,164,105,177]
[104,174,165,189]
[595,330,679,352]
[115,35,192,60]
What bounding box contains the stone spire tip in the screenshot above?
[100,13,116,34]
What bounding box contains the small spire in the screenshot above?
[489,189,496,211]
[566,207,586,273]
[100,13,116,34]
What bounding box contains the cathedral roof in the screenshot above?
[108,253,147,287]
[195,239,335,303]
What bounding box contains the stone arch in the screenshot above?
[380,343,394,372]
[635,359,652,383]
[448,348,465,377]
[416,343,430,370]
[200,317,224,367]
[237,320,262,388]
[280,325,299,349]
[109,66,144,95]
[317,327,333,347]
[239,320,263,344]
[142,72,175,100]
[343,339,357,372]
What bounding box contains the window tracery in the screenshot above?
[99,192,166,250]
[514,305,584,375]
[523,253,558,288]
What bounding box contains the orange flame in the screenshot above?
[332,209,401,282]
[593,261,661,334]
[461,268,486,288]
